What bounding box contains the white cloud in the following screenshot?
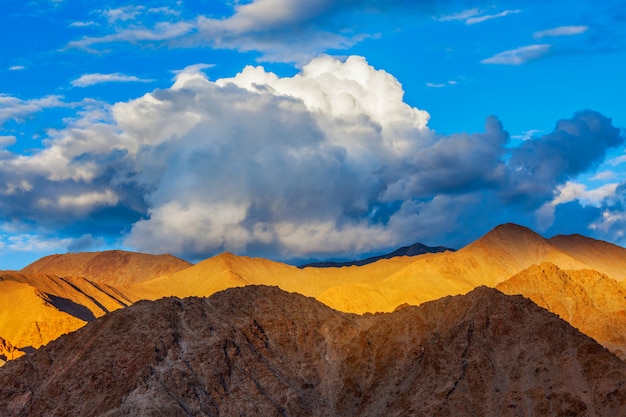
[435,8,482,22]
[0,136,16,148]
[536,181,619,229]
[9,65,25,71]
[65,0,367,62]
[465,9,522,25]
[101,6,145,24]
[481,44,551,65]
[533,25,588,39]
[0,55,621,261]
[71,72,152,87]
[0,95,65,125]
[436,8,522,25]
[69,21,97,28]
[511,129,542,141]
[426,80,457,88]
[1,233,73,253]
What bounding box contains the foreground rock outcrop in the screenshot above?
[1,285,625,416]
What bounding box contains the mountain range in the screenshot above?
[1,223,626,414]
[1,285,625,416]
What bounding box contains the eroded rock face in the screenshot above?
[498,262,626,360]
[1,286,625,417]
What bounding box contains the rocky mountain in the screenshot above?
[1,285,624,416]
[3,223,626,371]
[0,251,191,361]
[300,242,454,268]
[497,262,626,360]
[21,250,192,286]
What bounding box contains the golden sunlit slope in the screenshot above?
[0,279,86,356]
[497,262,626,360]
[122,252,421,303]
[125,223,624,315]
[21,250,192,286]
[1,271,131,316]
[549,233,626,281]
[318,223,593,313]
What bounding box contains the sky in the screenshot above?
[0,0,625,268]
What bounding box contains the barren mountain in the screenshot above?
[549,233,626,280]
[1,286,624,416]
[497,262,626,360]
[21,250,192,286]
[300,242,454,268]
[122,252,421,304]
[0,279,87,359]
[0,250,190,359]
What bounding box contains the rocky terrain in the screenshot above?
[3,223,626,369]
[1,285,625,417]
[20,250,192,286]
[497,262,626,360]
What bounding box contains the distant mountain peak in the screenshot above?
[300,241,454,268]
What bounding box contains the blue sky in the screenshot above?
[1,0,625,268]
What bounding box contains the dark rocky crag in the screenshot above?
[1,285,625,416]
[300,242,454,268]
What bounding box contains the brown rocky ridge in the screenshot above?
[20,250,192,286]
[3,223,626,368]
[497,262,626,360]
[1,285,625,416]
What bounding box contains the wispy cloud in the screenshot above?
[437,8,522,25]
[435,8,481,22]
[69,21,97,28]
[533,25,589,39]
[466,9,522,25]
[481,44,551,65]
[426,80,457,88]
[71,73,153,87]
[8,66,25,71]
[0,95,65,125]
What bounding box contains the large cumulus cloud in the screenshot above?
[0,55,623,261]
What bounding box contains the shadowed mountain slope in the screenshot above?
[1,285,624,417]
[300,242,454,268]
[21,250,192,286]
[497,262,626,360]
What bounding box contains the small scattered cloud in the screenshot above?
[435,8,481,22]
[0,135,16,148]
[533,25,588,39]
[481,44,551,65]
[426,80,457,88]
[8,66,25,71]
[69,21,97,28]
[101,6,145,24]
[466,9,522,25]
[436,8,522,25]
[511,129,542,141]
[0,95,66,125]
[71,73,153,87]
[592,171,617,181]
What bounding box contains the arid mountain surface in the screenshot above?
[497,262,626,359]
[3,223,626,364]
[1,285,625,417]
[20,250,192,286]
[0,251,190,360]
